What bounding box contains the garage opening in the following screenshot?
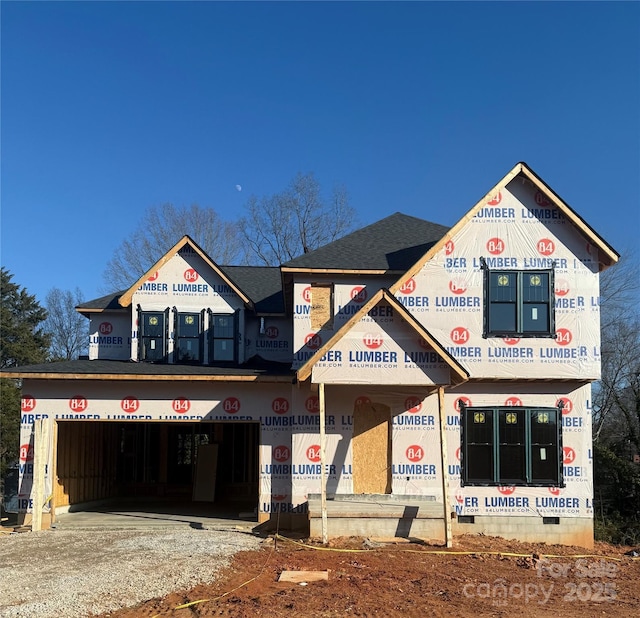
[54,421,259,519]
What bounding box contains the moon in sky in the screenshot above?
[235,184,242,192]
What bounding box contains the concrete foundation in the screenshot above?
[308,494,446,542]
[452,515,594,549]
[306,495,594,548]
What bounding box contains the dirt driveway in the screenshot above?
[97,534,640,618]
[0,526,262,617]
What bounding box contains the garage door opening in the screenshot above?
[54,421,259,521]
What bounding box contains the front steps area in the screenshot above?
[307,494,446,542]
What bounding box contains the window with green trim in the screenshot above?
[484,268,555,337]
[461,406,563,486]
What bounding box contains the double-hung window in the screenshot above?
[175,311,204,363]
[484,266,554,337]
[461,405,563,487]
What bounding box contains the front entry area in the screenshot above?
[53,421,260,520]
[352,401,392,494]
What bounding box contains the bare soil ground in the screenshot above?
[99,534,640,618]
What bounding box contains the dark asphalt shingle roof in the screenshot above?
[220,266,284,313]
[1,358,295,380]
[78,291,128,312]
[77,267,284,314]
[281,212,449,271]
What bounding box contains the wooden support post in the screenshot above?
[319,382,328,545]
[51,421,58,524]
[438,387,453,548]
[32,419,49,532]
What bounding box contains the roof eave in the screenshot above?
[517,163,619,269]
[1,370,294,383]
[280,267,402,275]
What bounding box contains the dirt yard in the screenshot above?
[99,534,640,618]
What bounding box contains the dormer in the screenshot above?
[115,236,252,364]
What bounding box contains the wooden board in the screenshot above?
[311,284,333,330]
[352,401,391,494]
[278,571,329,583]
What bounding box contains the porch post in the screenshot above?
[32,418,49,532]
[319,382,328,545]
[438,387,453,547]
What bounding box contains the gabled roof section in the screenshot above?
[296,288,469,385]
[389,162,619,295]
[78,266,285,316]
[281,213,449,273]
[117,236,253,308]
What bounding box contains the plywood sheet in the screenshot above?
[311,285,333,330]
[353,402,391,494]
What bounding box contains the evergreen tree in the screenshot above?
[0,268,50,484]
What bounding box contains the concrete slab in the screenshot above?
[52,499,258,532]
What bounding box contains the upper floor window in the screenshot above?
[138,308,169,362]
[208,310,237,362]
[175,311,204,363]
[483,266,554,337]
[461,405,563,487]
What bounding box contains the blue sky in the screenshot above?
[2,1,639,305]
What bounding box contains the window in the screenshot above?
[208,311,237,362]
[461,406,563,486]
[175,311,204,363]
[483,266,554,337]
[138,308,169,362]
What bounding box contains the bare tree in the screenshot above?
[590,248,640,543]
[239,173,358,265]
[593,248,640,444]
[599,246,640,332]
[44,287,89,361]
[102,204,243,291]
[594,317,640,444]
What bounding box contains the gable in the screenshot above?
[131,246,246,312]
[389,163,618,289]
[118,236,252,309]
[385,163,618,381]
[297,289,468,386]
